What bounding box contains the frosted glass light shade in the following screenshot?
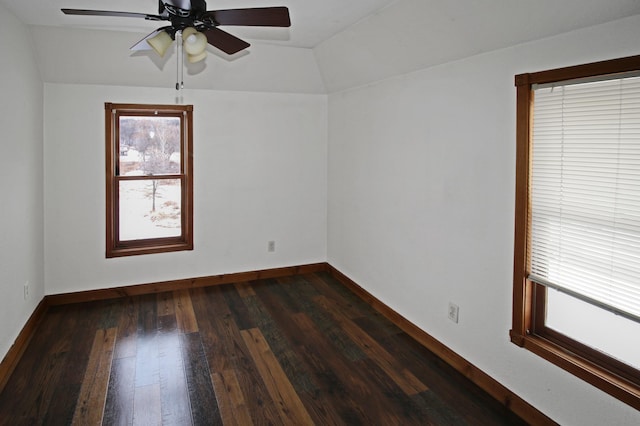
[187,51,207,63]
[184,31,207,56]
[148,31,173,57]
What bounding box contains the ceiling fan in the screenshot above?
[62,0,291,60]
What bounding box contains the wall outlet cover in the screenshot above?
[448,302,459,323]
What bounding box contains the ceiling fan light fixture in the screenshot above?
[184,31,207,56]
[147,30,173,57]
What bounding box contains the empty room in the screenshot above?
[1,0,639,424]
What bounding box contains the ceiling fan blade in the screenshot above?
[61,9,165,21]
[205,7,291,27]
[203,27,250,55]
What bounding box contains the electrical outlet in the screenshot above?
[24,281,29,300]
[448,302,459,323]
[268,240,276,252]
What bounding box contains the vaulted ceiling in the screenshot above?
[1,0,398,48]
[2,0,640,93]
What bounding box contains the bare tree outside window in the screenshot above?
[120,117,181,213]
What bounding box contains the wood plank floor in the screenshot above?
[0,272,527,425]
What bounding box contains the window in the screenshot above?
[512,55,640,410]
[105,103,193,257]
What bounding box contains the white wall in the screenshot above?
[44,84,327,294]
[0,5,44,359]
[327,15,640,426]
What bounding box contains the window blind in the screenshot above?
[529,74,640,323]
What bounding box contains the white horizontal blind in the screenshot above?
[530,75,640,322]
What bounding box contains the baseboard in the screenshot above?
[46,262,328,306]
[0,299,49,393]
[1,261,553,424]
[327,265,556,426]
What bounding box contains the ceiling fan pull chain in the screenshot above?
[175,34,179,91]
[176,31,184,91]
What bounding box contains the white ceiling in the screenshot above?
[4,0,640,53]
[3,0,640,93]
[0,0,398,48]
[315,0,640,92]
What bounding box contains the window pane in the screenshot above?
[119,179,182,240]
[546,287,640,370]
[118,116,181,176]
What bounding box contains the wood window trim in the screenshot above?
[105,103,194,258]
[511,55,640,411]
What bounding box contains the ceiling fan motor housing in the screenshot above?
[161,0,206,18]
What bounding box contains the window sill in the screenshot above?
[107,241,193,258]
[510,331,640,411]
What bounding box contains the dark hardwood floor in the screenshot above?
[0,272,527,425]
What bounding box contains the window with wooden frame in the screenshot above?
[105,103,193,257]
[512,55,640,410]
